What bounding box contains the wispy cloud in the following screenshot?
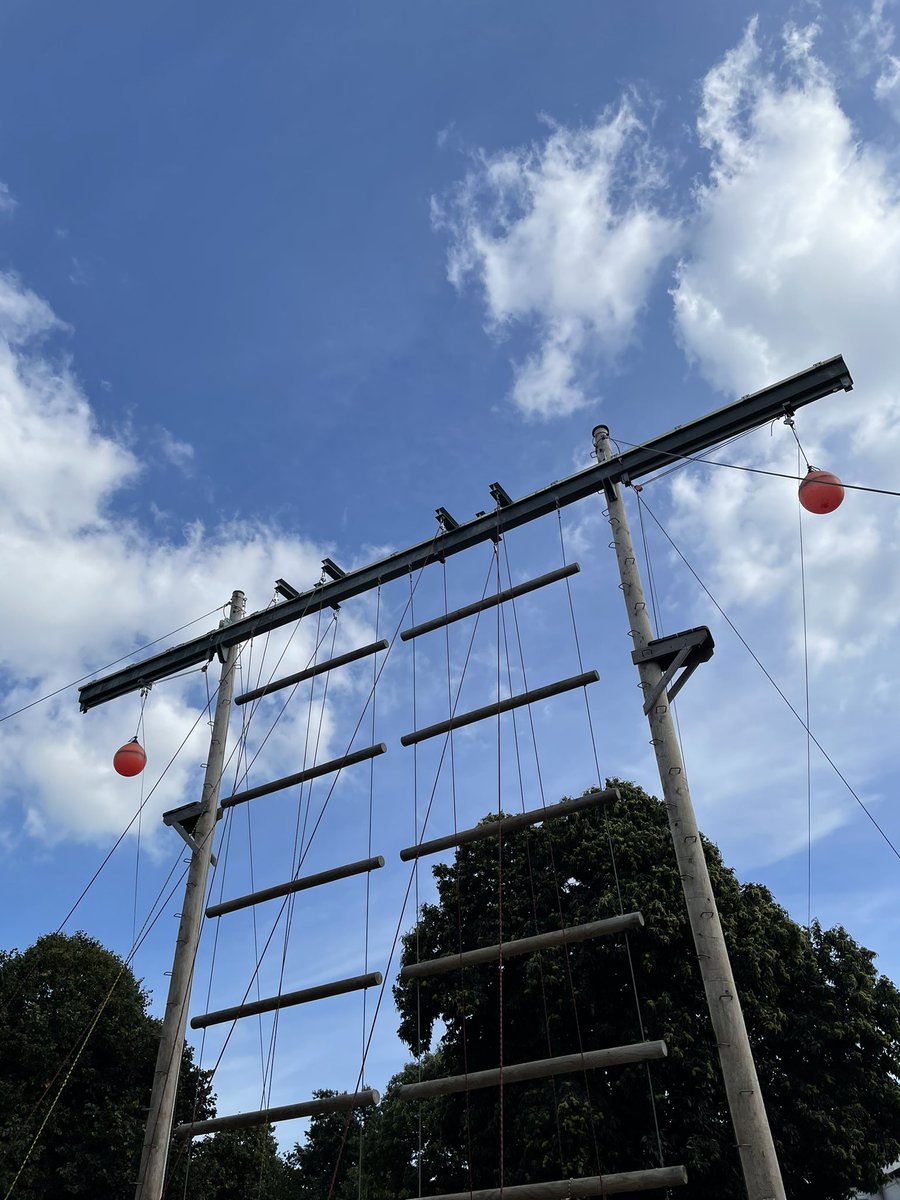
[433,102,680,419]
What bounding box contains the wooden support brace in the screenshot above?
[399,788,618,862]
[400,672,599,747]
[221,743,386,810]
[234,639,389,707]
[191,971,381,1029]
[400,564,580,642]
[405,1166,687,1199]
[172,1089,380,1139]
[397,1040,667,1101]
[400,913,643,981]
[206,855,385,919]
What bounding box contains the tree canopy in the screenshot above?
[0,931,291,1198]
[296,780,900,1200]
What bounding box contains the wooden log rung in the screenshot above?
[221,743,386,810]
[191,971,382,1030]
[398,1040,667,1101]
[206,855,385,919]
[400,564,580,643]
[400,913,643,981]
[400,672,600,744]
[399,788,618,862]
[401,671,599,747]
[406,1166,688,1199]
[234,639,389,707]
[173,1089,380,1139]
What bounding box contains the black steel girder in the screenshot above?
[78,355,851,711]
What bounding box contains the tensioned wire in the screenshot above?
[0,604,227,726]
[633,493,900,866]
[257,609,340,1136]
[196,535,445,1143]
[495,542,572,1173]
[325,539,502,1200]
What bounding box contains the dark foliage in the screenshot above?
[297,780,900,1200]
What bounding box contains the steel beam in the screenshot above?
[78,356,851,710]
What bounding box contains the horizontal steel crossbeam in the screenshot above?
[78,356,851,710]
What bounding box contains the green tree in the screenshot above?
[298,781,900,1200]
[0,931,210,1198]
[187,1125,296,1200]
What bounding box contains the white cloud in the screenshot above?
[849,0,900,120]
[0,272,379,846]
[159,427,195,470]
[0,183,15,217]
[435,102,680,418]
[651,18,900,867]
[0,271,63,345]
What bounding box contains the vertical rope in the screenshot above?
[557,508,665,1170]
[442,550,475,1196]
[493,536,505,1198]
[358,586,380,1200]
[410,570,424,1200]
[797,445,813,932]
[132,687,149,944]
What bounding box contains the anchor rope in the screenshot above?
[635,496,900,865]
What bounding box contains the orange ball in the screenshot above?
[114,739,147,777]
[799,469,844,514]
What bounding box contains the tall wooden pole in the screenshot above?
[592,426,785,1200]
[134,589,245,1200]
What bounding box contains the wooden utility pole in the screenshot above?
[134,589,245,1200]
[593,425,785,1200]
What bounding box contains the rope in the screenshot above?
[132,687,150,944]
[614,436,900,500]
[358,586,380,1200]
[0,604,226,726]
[637,496,900,865]
[796,446,813,931]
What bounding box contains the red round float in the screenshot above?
[114,738,147,777]
[798,468,844,515]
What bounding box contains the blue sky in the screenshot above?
[2,0,900,1153]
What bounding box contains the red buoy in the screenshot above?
[798,468,844,514]
[114,738,147,777]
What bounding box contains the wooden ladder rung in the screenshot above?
[221,743,386,810]
[400,671,599,747]
[406,1166,687,1199]
[398,1040,667,1101]
[401,564,580,642]
[206,855,385,919]
[400,913,643,981]
[190,971,381,1030]
[173,1089,380,1139]
[234,639,389,706]
[399,788,618,862]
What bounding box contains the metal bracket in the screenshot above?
[632,626,714,714]
[162,801,220,865]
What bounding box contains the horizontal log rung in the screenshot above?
[234,639,389,706]
[401,564,580,642]
[398,1040,667,1101]
[399,788,618,862]
[173,1090,380,1139]
[206,855,385,919]
[400,913,643,981]
[222,743,386,810]
[406,1165,688,1199]
[401,672,599,747]
[191,971,381,1029]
